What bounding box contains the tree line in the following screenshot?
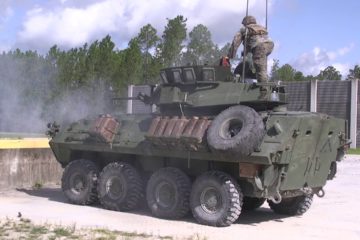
[0,15,359,132]
[270,60,360,82]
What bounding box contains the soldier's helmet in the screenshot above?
[242,16,257,25]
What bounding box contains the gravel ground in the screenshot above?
[0,155,360,240]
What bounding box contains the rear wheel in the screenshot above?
[146,167,191,219]
[268,195,313,215]
[190,171,243,227]
[242,197,266,211]
[97,162,144,211]
[61,159,99,205]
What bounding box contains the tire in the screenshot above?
[146,167,191,219]
[207,105,264,156]
[190,171,243,227]
[97,162,144,211]
[61,159,99,205]
[268,195,313,216]
[242,197,266,211]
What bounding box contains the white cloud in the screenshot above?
[327,43,354,61]
[0,43,11,53]
[0,5,14,28]
[332,63,351,77]
[291,44,354,78]
[17,0,272,50]
[18,1,125,48]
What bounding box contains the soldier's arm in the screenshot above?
[227,31,243,59]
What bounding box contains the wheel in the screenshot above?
[97,162,144,211]
[207,105,264,156]
[242,197,266,210]
[61,159,99,205]
[190,171,243,227]
[268,195,313,216]
[146,167,191,219]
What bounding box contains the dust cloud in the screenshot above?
[0,55,114,134]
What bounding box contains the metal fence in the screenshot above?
[317,81,351,121]
[284,81,311,111]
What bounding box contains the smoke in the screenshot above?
[43,83,112,128]
[0,54,113,133]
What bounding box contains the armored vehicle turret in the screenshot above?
[48,63,348,227]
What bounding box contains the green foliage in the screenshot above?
[136,24,160,52]
[348,148,360,155]
[184,24,214,65]
[294,71,305,81]
[32,182,43,190]
[347,65,360,80]
[317,66,342,80]
[270,60,306,81]
[134,24,161,83]
[304,75,316,81]
[0,218,174,239]
[120,39,143,86]
[277,64,296,81]
[270,59,280,81]
[183,24,230,66]
[53,226,74,237]
[161,15,187,66]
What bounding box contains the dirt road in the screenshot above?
[1,155,360,240]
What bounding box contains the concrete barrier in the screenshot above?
[0,138,63,189]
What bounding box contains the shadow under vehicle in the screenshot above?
[47,64,349,227]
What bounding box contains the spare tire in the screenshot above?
[207,105,264,156]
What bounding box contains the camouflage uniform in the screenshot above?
[228,16,274,83]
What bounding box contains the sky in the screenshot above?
[0,0,359,77]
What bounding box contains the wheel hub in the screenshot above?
[155,181,175,209]
[106,176,125,200]
[220,118,243,139]
[70,173,86,194]
[200,187,222,214]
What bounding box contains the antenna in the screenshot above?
[241,0,249,83]
[266,0,268,29]
[145,29,149,84]
[246,0,249,16]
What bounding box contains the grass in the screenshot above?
[0,218,204,239]
[32,182,43,190]
[53,226,74,237]
[348,148,360,155]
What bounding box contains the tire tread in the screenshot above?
[61,159,99,205]
[268,195,313,215]
[98,162,144,211]
[191,171,243,227]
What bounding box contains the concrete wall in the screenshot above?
[0,149,62,189]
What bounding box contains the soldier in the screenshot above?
[228,15,274,84]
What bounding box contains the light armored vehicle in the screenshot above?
[48,64,348,227]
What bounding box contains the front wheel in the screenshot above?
[268,195,313,216]
[61,159,99,205]
[190,171,243,227]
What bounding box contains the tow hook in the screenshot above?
[315,188,325,198]
[269,191,282,204]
